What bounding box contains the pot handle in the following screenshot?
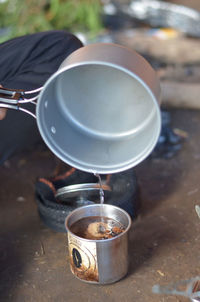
[0,86,43,118]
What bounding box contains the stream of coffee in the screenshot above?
[94,173,104,204]
[94,173,106,233]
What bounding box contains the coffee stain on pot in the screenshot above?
[70,258,99,282]
[68,233,99,282]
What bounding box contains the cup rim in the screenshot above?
[65,203,132,243]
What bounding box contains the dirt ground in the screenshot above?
[0,107,199,302]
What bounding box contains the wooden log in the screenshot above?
[161,81,200,109]
[115,29,200,64]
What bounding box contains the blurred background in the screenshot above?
[1,0,200,42]
[0,0,104,41]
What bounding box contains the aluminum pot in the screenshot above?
[65,203,132,284]
[0,43,161,174]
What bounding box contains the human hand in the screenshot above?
[0,85,7,120]
[0,108,7,120]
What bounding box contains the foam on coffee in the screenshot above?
[70,216,125,240]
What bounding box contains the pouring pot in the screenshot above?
[0,43,161,174]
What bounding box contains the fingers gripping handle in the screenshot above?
[0,87,23,104]
[0,86,43,118]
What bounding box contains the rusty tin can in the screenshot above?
[65,204,131,284]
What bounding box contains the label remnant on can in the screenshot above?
[68,233,99,282]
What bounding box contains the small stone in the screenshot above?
[17,196,25,202]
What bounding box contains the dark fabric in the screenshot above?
[0,30,83,163]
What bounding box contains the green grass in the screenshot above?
[0,0,104,41]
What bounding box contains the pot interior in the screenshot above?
[36,62,161,173]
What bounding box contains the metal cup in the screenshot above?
[65,204,132,284]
